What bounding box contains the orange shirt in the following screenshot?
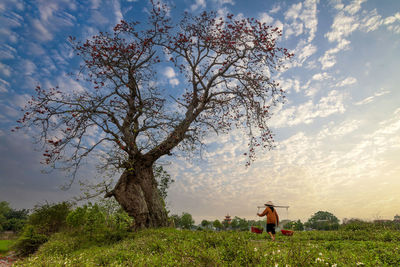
[260,206,279,225]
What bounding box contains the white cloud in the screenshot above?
[22,60,37,76]
[297,42,317,64]
[279,78,300,93]
[259,12,274,25]
[0,44,16,59]
[270,4,281,14]
[89,10,110,25]
[329,0,344,10]
[0,28,19,43]
[335,77,357,87]
[55,73,86,93]
[13,94,31,109]
[212,0,235,5]
[318,119,361,139]
[164,67,176,79]
[38,2,59,22]
[284,0,318,42]
[0,78,9,93]
[354,89,390,106]
[359,9,382,32]
[90,0,102,8]
[270,90,346,128]
[169,78,180,87]
[164,67,180,87]
[318,39,350,70]
[0,62,11,77]
[325,12,359,43]
[300,0,319,42]
[285,2,302,20]
[113,0,123,24]
[190,0,206,11]
[343,0,366,15]
[312,72,331,81]
[383,12,400,34]
[32,19,53,41]
[384,12,400,25]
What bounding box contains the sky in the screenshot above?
[1,0,400,224]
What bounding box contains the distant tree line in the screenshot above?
[169,210,400,232]
[0,201,29,233]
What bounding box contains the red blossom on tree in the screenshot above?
[15,1,293,229]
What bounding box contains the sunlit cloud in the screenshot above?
[354,89,391,106]
[335,77,356,87]
[164,67,180,87]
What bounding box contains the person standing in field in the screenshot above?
[257,201,279,241]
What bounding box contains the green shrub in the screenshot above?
[66,202,132,242]
[66,203,106,240]
[12,225,48,256]
[28,202,72,235]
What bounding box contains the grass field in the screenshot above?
[12,227,400,266]
[0,240,14,255]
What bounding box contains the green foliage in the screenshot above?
[66,203,106,239]
[12,225,48,256]
[28,202,72,235]
[66,199,133,243]
[170,212,194,229]
[305,211,340,230]
[180,212,194,229]
[341,218,400,232]
[153,165,174,201]
[66,200,133,242]
[170,214,181,228]
[284,219,304,231]
[213,219,223,230]
[232,216,250,231]
[0,240,15,255]
[0,201,28,233]
[201,219,210,228]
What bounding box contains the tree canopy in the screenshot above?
[305,211,339,230]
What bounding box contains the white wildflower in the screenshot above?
[315,258,325,262]
[254,247,258,252]
[332,264,337,267]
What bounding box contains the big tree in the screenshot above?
[16,2,293,229]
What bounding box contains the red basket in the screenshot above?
[251,226,263,234]
[281,229,294,236]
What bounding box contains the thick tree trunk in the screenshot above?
[106,163,168,229]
